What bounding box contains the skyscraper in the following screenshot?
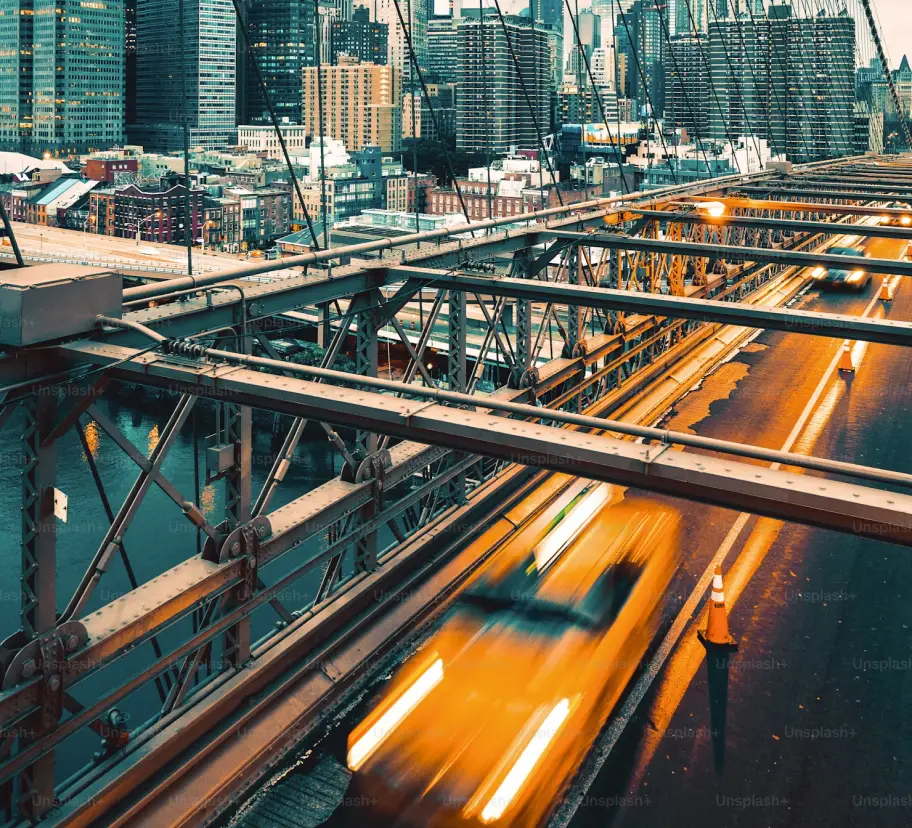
[0,0,124,154]
[243,0,316,125]
[132,0,236,151]
[707,4,855,162]
[614,0,667,117]
[529,0,563,87]
[427,15,460,84]
[331,6,388,66]
[375,0,430,86]
[714,0,762,19]
[319,0,354,64]
[456,14,551,154]
[670,0,707,35]
[302,58,402,152]
[664,36,709,138]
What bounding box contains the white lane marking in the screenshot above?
[551,281,892,827]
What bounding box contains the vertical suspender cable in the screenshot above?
[391,0,472,223]
[179,0,193,275]
[315,0,330,249]
[230,0,322,249]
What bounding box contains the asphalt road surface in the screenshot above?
[222,264,912,828]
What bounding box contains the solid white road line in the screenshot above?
[550,280,894,827]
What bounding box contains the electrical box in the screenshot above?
[206,443,236,476]
[0,264,122,347]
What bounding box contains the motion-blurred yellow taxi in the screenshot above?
[347,488,681,827]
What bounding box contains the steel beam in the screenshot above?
[630,209,912,240]
[54,342,912,547]
[387,266,912,346]
[684,197,912,220]
[775,177,912,192]
[735,186,912,202]
[546,230,912,278]
[16,393,56,821]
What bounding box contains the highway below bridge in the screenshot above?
[1,157,912,828]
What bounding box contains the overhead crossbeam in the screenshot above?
[735,186,912,202]
[546,230,912,278]
[387,266,912,347]
[772,177,912,194]
[680,197,912,219]
[629,209,912,240]
[55,341,912,550]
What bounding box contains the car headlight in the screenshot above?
[475,698,573,823]
[812,266,826,278]
[849,270,865,282]
[902,216,911,226]
[878,215,889,224]
[347,658,444,771]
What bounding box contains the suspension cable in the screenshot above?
[391,0,472,224]
[229,0,321,249]
[566,0,637,191]
[490,0,564,206]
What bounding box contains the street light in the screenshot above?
[135,209,163,244]
[200,219,216,252]
[695,201,727,218]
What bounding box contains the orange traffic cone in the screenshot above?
[837,341,854,373]
[698,566,738,650]
[879,277,894,301]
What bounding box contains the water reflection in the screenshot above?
[82,419,100,459]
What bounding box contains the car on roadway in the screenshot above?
[346,493,681,827]
[810,246,871,291]
[879,202,912,227]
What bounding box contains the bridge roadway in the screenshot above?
[216,243,912,828]
[1,221,239,275]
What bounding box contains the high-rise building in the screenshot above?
[402,91,422,139]
[713,0,762,19]
[0,0,125,154]
[590,0,614,45]
[421,83,457,139]
[319,0,354,64]
[529,0,563,89]
[428,15,460,84]
[613,0,667,117]
[664,36,709,138]
[331,6,388,65]
[125,0,137,126]
[132,0,236,151]
[707,4,855,163]
[243,0,315,125]
[670,0,707,35]
[375,0,430,86]
[302,58,402,152]
[565,9,601,78]
[456,14,551,154]
[591,45,616,91]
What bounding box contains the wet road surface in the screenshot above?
[223,272,912,828]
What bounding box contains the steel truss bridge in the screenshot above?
[2,156,912,826]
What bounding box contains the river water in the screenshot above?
[0,392,338,780]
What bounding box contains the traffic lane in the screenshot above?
[221,276,886,828]
[572,283,912,827]
[621,282,878,628]
[563,280,897,827]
